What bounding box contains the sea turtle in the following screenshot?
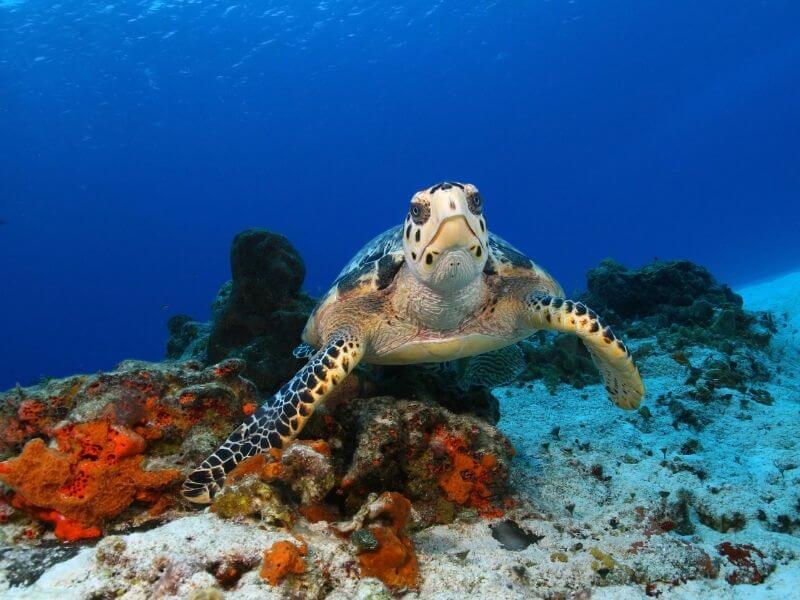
[182,182,645,503]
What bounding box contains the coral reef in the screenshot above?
[197,391,514,530]
[0,359,258,539]
[580,258,774,350]
[314,395,514,525]
[585,259,739,320]
[167,229,315,394]
[2,234,798,598]
[0,431,177,540]
[514,258,776,395]
[0,345,515,587]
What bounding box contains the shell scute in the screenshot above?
[332,226,405,297]
[485,234,534,272]
[484,234,563,295]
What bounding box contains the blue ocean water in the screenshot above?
[1,0,799,389]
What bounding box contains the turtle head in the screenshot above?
[402,182,488,291]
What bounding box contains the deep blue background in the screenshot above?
[1,1,799,388]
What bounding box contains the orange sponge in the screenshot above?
[0,420,179,540]
[358,526,420,590]
[260,540,307,585]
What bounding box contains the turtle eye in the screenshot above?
[468,192,483,215]
[409,201,429,225]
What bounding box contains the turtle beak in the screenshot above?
[428,216,477,249]
[422,216,482,266]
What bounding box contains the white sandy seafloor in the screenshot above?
[3,271,799,599]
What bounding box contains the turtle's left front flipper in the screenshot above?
[182,329,365,504]
[523,293,644,409]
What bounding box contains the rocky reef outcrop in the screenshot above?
[309,394,513,524]
[167,229,315,395]
[518,258,776,393]
[581,258,775,350]
[0,360,513,593]
[0,228,519,590]
[579,260,777,414]
[0,359,258,541]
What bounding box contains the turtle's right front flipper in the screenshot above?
[523,292,644,410]
[182,330,365,504]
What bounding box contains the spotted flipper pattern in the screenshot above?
[525,293,644,409]
[292,342,316,359]
[181,330,365,504]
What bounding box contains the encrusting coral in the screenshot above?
[716,541,775,584]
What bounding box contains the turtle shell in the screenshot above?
[304,226,405,333]
[309,226,559,322]
[332,225,406,296]
[484,234,564,295]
